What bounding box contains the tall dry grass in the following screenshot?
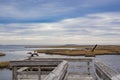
[0,61,10,69]
[36,45,120,56]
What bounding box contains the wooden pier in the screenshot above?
[10,56,120,80]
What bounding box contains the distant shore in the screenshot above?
[32,45,120,56]
[0,61,10,69]
[0,52,5,56]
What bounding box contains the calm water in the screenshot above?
[0,45,120,80]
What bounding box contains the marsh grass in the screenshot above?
[0,61,11,69]
[0,52,5,56]
[36,45,120,56]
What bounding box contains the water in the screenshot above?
[96,55,120,73]
[0,45,30,80]
[0,45,120,80]
[0,69,12,80]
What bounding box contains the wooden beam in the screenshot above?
[13,66,17,80]
[95,61,120,80]
[32,57,93,62]
[10,60,61,67]
[38,66,41,80]
[44,61,68,80]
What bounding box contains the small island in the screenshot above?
[0,52,5,56]
[0,52,9,69]
[0,61,10,69]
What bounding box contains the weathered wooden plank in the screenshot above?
[38,66,41,80]
[111,74,120,80]
[17,67,28,72]
[44,61,68,80]
[17,75,47,80]
[40,67,55,69]
[18,71,39,75]
[18,71,51,75]
[67,74,93,80]
[95,61,120,80]
[10,60,61,67]
[13,66,17,80]
[32,57,93,62]
[21,67,55,70]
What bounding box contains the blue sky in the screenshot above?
[0,0,120,45]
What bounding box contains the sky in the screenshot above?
[0,0,120,45]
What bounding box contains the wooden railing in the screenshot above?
[10,60,62,80]
[32,57,93,62]
[10,57,93,80]
[44,61,68,80]
[32,57,93,77]
[95,61,120,80]
[10,57,120,80]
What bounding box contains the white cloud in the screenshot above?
[0,12,120,45]
[0,1,75,19]
[0,0,120,21]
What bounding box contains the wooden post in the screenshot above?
[38,66,41,80]
[87,62,90,75]
[30,67,33,71]
[13,66,17,80]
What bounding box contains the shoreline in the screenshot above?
[35,45,120,56]
[0,52,5,56]
[41,52,120,56]
[0,61,10,69]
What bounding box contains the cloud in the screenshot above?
[0,0,75,20]
[0,0,120,21]
[0,12,120,45]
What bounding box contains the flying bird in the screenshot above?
[27,51,39,57]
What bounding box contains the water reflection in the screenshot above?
[0,48,120,80]
[0,69,12,80]
[0,51,29,61]
[96,55,120,73]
